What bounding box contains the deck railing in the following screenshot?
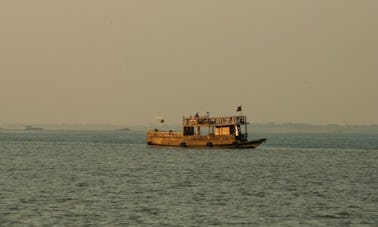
[183,116,247,126]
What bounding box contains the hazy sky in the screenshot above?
[1,0,377,125]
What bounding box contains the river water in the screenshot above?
[0,131,377,226]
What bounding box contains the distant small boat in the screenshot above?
[24,125,44,131]
[119,128,131,131]
[146,112,266,149]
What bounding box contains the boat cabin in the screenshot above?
[182,115,249,141]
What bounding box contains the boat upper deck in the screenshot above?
[183,115,248,127]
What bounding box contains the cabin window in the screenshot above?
[210,127,215,135]
[184,127,194,135]
[230,126,236,135]
[215,126,230,135]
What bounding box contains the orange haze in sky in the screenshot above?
[1,0,377,125]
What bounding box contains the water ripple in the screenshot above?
[0,132,377,226]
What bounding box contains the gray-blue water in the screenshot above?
[0,131,377,226]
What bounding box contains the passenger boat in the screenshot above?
[146,113,266,149]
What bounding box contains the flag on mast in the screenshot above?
[237,106,242,112]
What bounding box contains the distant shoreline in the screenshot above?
[1,123,378,134]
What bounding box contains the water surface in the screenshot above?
[0,131,377,226]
